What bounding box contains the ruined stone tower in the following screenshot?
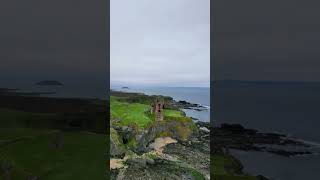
[152,98,164,121]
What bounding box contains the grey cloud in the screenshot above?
[111,0,210,87]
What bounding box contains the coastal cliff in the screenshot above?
[110,91,210,179]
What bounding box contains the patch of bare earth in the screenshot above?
[149,137,177,154]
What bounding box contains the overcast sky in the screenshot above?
[110,0,210,87]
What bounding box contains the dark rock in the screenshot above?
[127,158,147,168]
[191,117,199,121]
[181,174,195,180]
[110,128,125,158]
[220,123,256,134]
[163,142,210,178]
[146,158,155,165]
[110,137,124,158]
[256,175,270,180]
[196,121,210,129]
[136,120,198,153]
[120,159,206,180]
[266,149,312,157]
[178,100,188,104]
[213,123,314,157]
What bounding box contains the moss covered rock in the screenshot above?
[110,128,125,157]
[136,118,198,153]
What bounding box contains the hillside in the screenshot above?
[110,91,210,179]
[0,90,107,179]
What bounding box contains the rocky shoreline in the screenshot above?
[110,90,208,112]
[174,100,208,111]
[110,122,210,180]
[211,123,313,157]
[110,117,211,179]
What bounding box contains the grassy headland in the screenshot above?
[110,90,261,180]
[0,90,107,179]
[110,91,209,179]
[110,95,186,128]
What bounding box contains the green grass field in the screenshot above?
[0,105,107,180]
[0,128,106,180]
[164,109,184,117]
[110,96,185,128]
[110,96,151,128]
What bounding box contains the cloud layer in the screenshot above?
[111,0,210,87]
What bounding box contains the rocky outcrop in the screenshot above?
[173,100,208,111]
[112,159,206,180]
[110,90,207,112]
[213,123,313,157]
[136,119,198,153]
[110,119,210,179]
[110,128,125,158]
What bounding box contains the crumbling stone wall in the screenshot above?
[152,98,164,121]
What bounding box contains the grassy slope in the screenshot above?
[110,96,184,128]
[110,96,151,128]
[0,129,106,180]
[164,109,184,117]
[0,107,107,180]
